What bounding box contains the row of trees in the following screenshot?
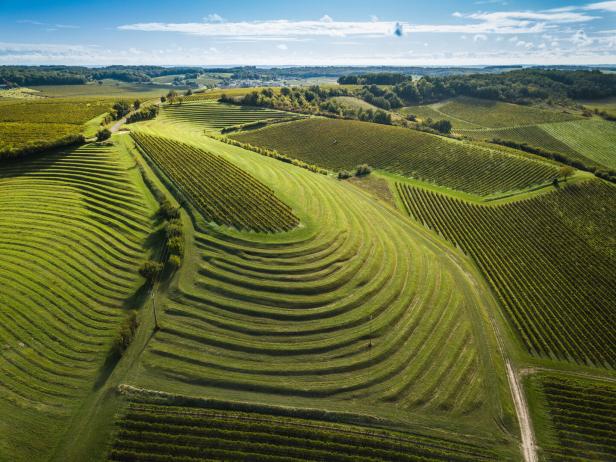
[340,69,616,105]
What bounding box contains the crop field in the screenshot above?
[526,374,616,461]
[161,100,292,131]
[231,118,558,196]
[132,131,299,232]
[124,128,513,447]
[397,180,616,367]
[400,105,482,129]
[184,87,283,102]
[108,400,500,462]
[540,119,616,170]
[32,81,172,98]
[434,97,578,128]
[0,98,113,152]
[0,142,154,461]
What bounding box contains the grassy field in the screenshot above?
[160,100,292,131]
[330,96,380,111]
[113,119,517,455]
[525,373,616,461]
[132,131,300,232]
[396,180,616,367]
[231,117,558,196]
[0,141,155,461]
[434,97,578,128]
[31,81,172,99]
[107,396,503,461]
[400,105,482,129]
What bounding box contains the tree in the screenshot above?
[139,260,163,281]
[112,101,131,119]
[133,99,141,110]
[355,164,372,177]
[559,165,575,182]
[338,170,352,180]
[430,119,452,134]
[160,96,167,103]
[96,128,111,141]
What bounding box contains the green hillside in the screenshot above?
[0,142,155,461]
[397,180,616,367]
[231,117,558,196]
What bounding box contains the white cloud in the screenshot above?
[276,43,288,50]
[204,14,224,23]
[119,18,406,38]
[473,34,487,42]
[584,1,616,12]
[571,29,594,46]
[516,40,534,48]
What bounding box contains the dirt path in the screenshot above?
[506,362,538,462]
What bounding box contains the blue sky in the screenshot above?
[1,0,615,65]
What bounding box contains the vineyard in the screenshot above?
[434,97,578,128]
[132,131,300,232]
[108,400,501,462]
[231,117,558,196]
[160,99,292,131]
[0,98,112,153]
[527,374,616,461]
[400,105,482,129]
[126,130,512,445]
[0,142,153,461]
[396,181,616,367]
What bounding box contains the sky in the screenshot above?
[0,0,615,66]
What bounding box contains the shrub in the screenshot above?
[355,164,372,177]
[430,119,452,134]
[110,310,139,357]
[139,260,163,281]
[167,236,184,257]
[338,170,352,180]
[159,200,180,220]
[165,220,182,237]
[96,128,112,141]
[167,254,182,270]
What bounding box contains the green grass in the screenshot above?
[107,399,502,461]
[434,97,578,128]
[230,117,558,196]
[160,100,292,131]
[131,131,300,232]
[0,141,154,461]
[330,96,380,111]
[525,373,616,461]
[120,119,515,448]
[396,180,616,367]
[400,105,482,129]
[31,81,171,99]
[540,119,616,170]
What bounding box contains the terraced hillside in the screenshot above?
[231,117,558,196]
[0,142,154,461]
[108,398,501,462]
[126,131,510,438]
[161,100,291,131]
[397,180,616,367]
[526,374,616,461]
[132,132,299,232]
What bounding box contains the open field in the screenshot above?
[231,117,558,196]
[397,180,616,367]
[31,81,172,99]
[132,132,300,232]
[119,122,515,452]
[434,97,579,128]
[330,96,380,111]
[160,100,293,131]
[525,373,616,461]
[0,142,154,461]
[108,398,502,461]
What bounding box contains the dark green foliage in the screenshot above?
[126,106,159,124]
[110,311,139,358]
[113,101,131,120]
[139,260,164,281]
[337,170,352,180]
[167,236,184,257]
[0,134,85,161]
[159,200,180,220]
[428,119,452,134]
[133,99,141,110]
[167,255,182,270]
[354,164,372,177]
[96,128,112,141]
